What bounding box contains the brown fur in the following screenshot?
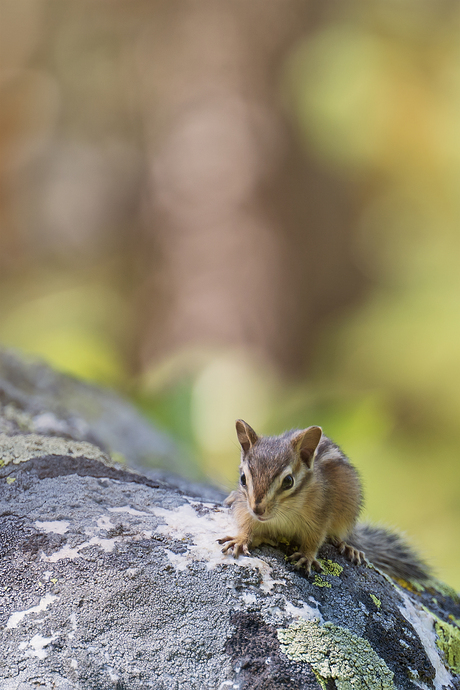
[219,420,430,581]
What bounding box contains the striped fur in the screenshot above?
[219,420,430,582]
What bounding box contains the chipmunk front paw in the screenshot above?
[217,535,250,558]
[288,552,323,576]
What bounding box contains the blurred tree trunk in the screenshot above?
[134,0,367,377]
[0,0,368,380]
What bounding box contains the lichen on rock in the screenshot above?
[370,593,382,609]
[434,615,460,673]
[277,619,395,689]
[0,433,110,468]
[318,558,343,577]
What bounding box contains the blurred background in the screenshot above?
[1,0,460,587]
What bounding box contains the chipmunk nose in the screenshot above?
[253,502,264,516]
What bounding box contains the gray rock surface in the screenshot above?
[0,349,459,689]
[0,347,195,477]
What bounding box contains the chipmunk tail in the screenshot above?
[349,523,431,583]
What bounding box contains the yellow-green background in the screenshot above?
[1,1,459,588]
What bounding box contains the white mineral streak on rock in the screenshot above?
[107,668,119,682]
[68,612,78,640]
[41,544,82,562]
[152,501,287,592]
[398,589,453,690]
[37,505,154,562]
[24,633,57,659]
[284,599,323,623]
[34,520,70,534]
[87,536,120,552]
[97,515,115,530]
[165,549,189,571]
[41,535,121,562]
[6,593,58,629]
[108,505,150,516]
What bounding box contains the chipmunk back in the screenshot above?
[219,419,430,582]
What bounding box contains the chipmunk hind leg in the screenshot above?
[329,536,364,566]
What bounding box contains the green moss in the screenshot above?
[6,476,15,484]
[318,559,343,576]
[313,575,331,588]
[434,617,460,673]
[277,619,395,689]
[394,577,425,593]
[369,594,381,609]
[421,605,460,673]
[312,670,327,690]
[426,578,460,605]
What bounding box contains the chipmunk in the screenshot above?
[218,420,430,582]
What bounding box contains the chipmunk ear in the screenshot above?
[236,419,258,453]
[291,426,322,469]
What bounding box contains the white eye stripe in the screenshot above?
[279,467,294,483]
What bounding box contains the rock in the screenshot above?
[0,347,188,476]
[0,349,459,689]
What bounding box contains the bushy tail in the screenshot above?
[348,523,431,583]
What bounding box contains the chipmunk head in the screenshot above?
[235,419,322,521]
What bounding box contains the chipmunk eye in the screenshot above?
[240,473,247,487]
[281,474,294,490]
